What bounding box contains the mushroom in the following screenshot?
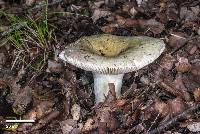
[59,34,165,103]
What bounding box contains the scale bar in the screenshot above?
[5,120,35,123]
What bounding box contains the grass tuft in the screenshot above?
[1,0,54,72]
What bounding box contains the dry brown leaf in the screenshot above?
[187,122,200,132]
[91,9,111,22]
[154,99,169,118]
[159,54,176,70]
[60,119,82,134]
[175,57,191,73]
[25,0,36,6]
[167,97,186,117]
[0,53,6,68]
[46,60,64,73]
[101,25,117,34]
[168,32,187,48]
[17,101,54,131]
[143,19,165,34]
[191,65,200,76]
[193,87,200,102]
[71,104,81,121]
[82,118,96,132]
[185,42,197,55]
[12,86,32,115]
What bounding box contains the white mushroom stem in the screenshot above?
[93,73,124,103]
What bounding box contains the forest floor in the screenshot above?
[0,0,200,133]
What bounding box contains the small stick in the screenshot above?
[148,102,200,134]
[158,80,190,101]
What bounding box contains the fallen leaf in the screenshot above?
[25,0,36,6]
[101,24,117,34]
[180,7,198,21]
[154,99,169,117]
[82,118,96,132]
[185,41,197,55]
[143,19,165,34]
[168,32,187,48]
[91,9,111,22]
[46,60,64,73]
[191,65,200,76]
[159,54,176,70]
[71,104,81,121]
[193,87,200,102]
[17,101,54,131]
[0,53,6,68]
[31,110,60,131]
[60,119,82,134]
[167,97,186,117]
[187,122,200,132]
[12,86,33,115]
[175,57,191,73]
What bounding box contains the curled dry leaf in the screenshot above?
[101,25,117,34]
[91,9,111,22]
[96,107,119,132]
[115,99,126,107]
[187,122,200,132]
[186,41,197,55]
[46,60,64,73]
[191,65,200,76]
[159,78,191,102]
[0,53,6,68]
[182,73,200,91]
[154,99,169,118]
[25,0,36,6]
[105,0,116,8]
[144,19,165,34]
[167,97,186,117]
[0,26,8,33]
[198,28,200,35]
[17,101,54,131]
[60,119,83,134]
[0,79,8,91]
[174,73,191,101]
[193,87,200,102]
[180,7,198,21]
[168,32,187,48]
[30,110,60,131]
[28,47,39,58]
[116,15,141,28]
[130,6,138,17]
[71,104,81,121]
[175,57,191,73]
[12,86,33,115]
[159,54,176,70]
[174,73,188,90]
[0,79,9,114]
[140,75,150,85]
[82,118,96,132]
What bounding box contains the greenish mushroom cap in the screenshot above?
[59,34,165,74]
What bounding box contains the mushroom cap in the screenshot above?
[59,34,165,74]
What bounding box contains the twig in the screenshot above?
[158,80,190,101]
[148,102,200,134]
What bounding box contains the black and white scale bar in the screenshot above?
[5,120,35,123]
